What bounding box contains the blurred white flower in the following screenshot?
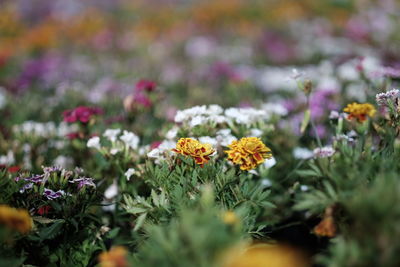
[110,148,121,155]
[165,126,179,139]
[120,130,139,150]
[293,147,313,159]
[87,136,101,150]
[103,129,121,142]
[125,168,136,181]
[0,150,15,165]
[104,181,118,199]
[250,128,263,137]
[198,136,218,146]
[263,157,276,168]
[0,87,6,109]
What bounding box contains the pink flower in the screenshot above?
[63,106,102,124]
[135,79,156,92]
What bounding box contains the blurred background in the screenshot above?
[0,0,399,120]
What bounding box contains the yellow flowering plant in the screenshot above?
[0,204,33,234]
[172,138,215,167]
[343,102,376,122]
[225,137,272,171]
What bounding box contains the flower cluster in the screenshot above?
[63,106,102,124]
[172,138,215,167]
[124,79,157,111]
[225,137,272,171]
[313,146,335,158]
[0,204,33,234]
[15,166,96,207]
[343,102,376,122]
[376,89,399,107]
[87,128,140,155]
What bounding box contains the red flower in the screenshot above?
[37,205,51,216]
[66,132,81,140]
[7,166,21,173]
[63,106,102,124]
[135,79,156,92]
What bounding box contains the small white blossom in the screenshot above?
[250,128,263,137]
[120,130,140,150]
[87,136,101,150]
[104,181,118,199]
[103,129,121,142]
[263,157,276,168]
[125,168,136,181]
[293,147,313,159]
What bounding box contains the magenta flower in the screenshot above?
[63,106,102,124]
[135,79,156,92]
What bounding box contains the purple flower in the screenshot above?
[69,177,96,189]
[19,183,33,193]
[43,189,66,200]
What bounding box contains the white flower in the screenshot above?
[250,128,263,137]
[87,136,101,150]
[261,178,272,187]
[104,181,118,199]
[125,168,136,181]
[0,150,15,165]
[313,146,335,158]
[189,116,205,127]
[103,129,121,142]
[110,148,121,155]
[300,185,309,191]
[165,126,179,139]
[147,148,161,159]
[198,136,218,146]
[263,157,276,168]
[120,130,139,150]
[0,87,6,109]
[261,103,288,117]
[293,147,313,159]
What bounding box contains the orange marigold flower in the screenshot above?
[343,102,376,122]
[313,206,337,238]
[225,137,272,171]
[0,205,33,234]
[98,246,129,267]
[172,138,215,167]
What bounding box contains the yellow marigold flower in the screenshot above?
[98,246,129,267]
[222,211,239,225]
[220,243,310,267]
[172,138,215,167]
[343,102,376,122]
[0,205,33,234]
[225,137,272,171]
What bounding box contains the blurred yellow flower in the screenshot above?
[222,211,239,225]
[220,243,310,267]
[172,138,215,167]
[225,137,272,171]
[98,246,129,267]
[343,102,376,122]
[0,204,33,234]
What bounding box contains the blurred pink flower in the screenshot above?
[63,106,102,123]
